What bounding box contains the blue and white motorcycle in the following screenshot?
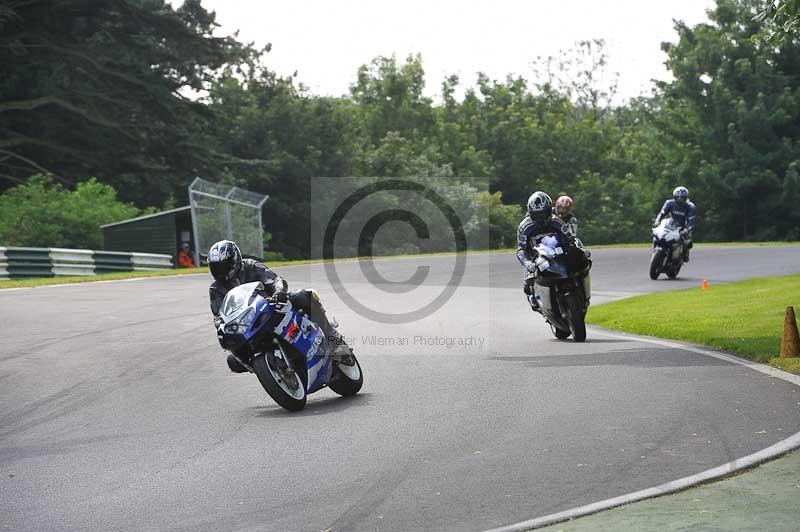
[216,282,363,411]
[650,218,686,280]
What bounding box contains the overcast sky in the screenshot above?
[184,0,715,102]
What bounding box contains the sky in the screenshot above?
[183,0,716,102]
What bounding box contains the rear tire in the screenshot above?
[253,352,307,412]
[649,249,664,280]
[550,323,571,340]
[667,262,682,279]
[328,354,363,397]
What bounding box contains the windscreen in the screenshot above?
[535,234,564,258]
[660,218,678,230]
[221,282,260,320]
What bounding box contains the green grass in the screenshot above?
[770,357,800,373]
[0,257,337,289]
[2,241,798,290]
[0,268,208,289]
[587,274,800,363]
[587,241,799,250]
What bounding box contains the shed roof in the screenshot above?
[100,206,191,229]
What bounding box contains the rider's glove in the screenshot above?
[271,290,289,304]
[523,260,536,273]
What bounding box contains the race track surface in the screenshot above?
[1,245,800,531]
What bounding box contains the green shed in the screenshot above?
[102,206,195,267]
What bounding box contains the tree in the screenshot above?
[0,0,257,205]
[755,0,800,45]
[0,176,143,248]
[658,0,800,240]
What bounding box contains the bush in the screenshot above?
[0,175,144,249]
[474,190,523,249]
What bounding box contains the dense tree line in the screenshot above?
[1,0,798,257]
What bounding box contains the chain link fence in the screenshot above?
[188,178,268,265]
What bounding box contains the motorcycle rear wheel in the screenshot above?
[550,322,571,340]
[329,352,363,397]
[253,351,307,412]
[649,249,664,280]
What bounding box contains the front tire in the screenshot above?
[328,353,363,396]
[253,351,307,412]
[565,293,587,342]
[649,249,664,280]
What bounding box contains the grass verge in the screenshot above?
[586,274,800,365]
[2,242,798,290]
[0,257,332,289]
[770,357,800,373]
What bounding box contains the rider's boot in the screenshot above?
[683,247,690,262]
[227,353,248,374]
[315,309,353,360]
[524,283,541,313]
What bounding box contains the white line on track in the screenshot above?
[484,327,800,532]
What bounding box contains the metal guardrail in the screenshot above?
[0,247,173,280]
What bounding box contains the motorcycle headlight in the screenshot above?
[224,308,255,334]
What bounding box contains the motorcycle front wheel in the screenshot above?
[649,249,664,280]
[253,349,307,412]
[564,293,587,342]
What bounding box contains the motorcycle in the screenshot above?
[650,218,686,280]
[528,233,592,342]
[216,282,363,411]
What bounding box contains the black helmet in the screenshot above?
[526,191,553,225]
[208,240,242,282]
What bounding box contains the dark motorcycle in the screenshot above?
[528,233,592,342]
[650,218,686,280]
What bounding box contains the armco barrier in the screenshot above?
[0,248,7,281]
[0,247,173,279]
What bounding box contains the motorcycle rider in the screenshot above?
[208,240,348,373]
[517,191,574,312]
[554,195,578,237]
[654,186,696,262]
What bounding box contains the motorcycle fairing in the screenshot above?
[273,306,333,393]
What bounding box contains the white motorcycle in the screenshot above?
[650,218,687,280]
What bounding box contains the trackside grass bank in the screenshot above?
[587,274,800,365]
[1,242,797,290]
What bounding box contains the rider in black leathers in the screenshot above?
[208,240,343,373]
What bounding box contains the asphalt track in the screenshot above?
[1,245,800,532]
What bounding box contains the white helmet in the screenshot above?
[673,186,689,203]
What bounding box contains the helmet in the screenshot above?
[555,195,574,219]
[208,240,242,282]
[526,191,553,224]
[673,186,689,203]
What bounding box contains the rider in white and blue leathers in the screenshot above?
[517,191,570,311]
[654,186,696,262]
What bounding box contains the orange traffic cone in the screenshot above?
[701,279,709,290]
[780,306,800,359]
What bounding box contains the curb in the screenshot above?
[484,328,800,532]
